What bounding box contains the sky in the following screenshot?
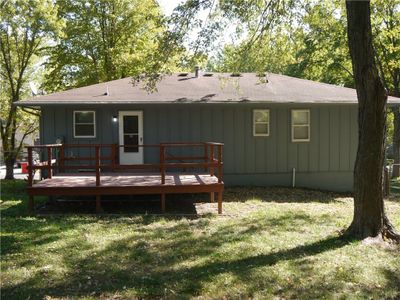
[157,0,183,16]
[157,0,243,53]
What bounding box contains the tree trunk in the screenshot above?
[345,0,398,241]
[392,108,400,178]
[391,71,400,178]
[4,157,15,180]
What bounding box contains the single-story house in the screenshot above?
[18,72,400,192]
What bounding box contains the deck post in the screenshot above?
[218,191,222,214]
[28,147,33,187]
[210,145,214,176]
[59,144,65,173]
[95,145,101,186]
[217,144,222,183]
[96,195,103,213]
[28,196,34,213]
[47,147,52,179]
[160,144,165,184]
[161,193,166,213]
[210,192,215,203]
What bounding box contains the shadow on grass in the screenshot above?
[1,229,354,299]
[36,195,201,215]
[381,268,400,296]
[1,200,356,299]
[224,186,351,204]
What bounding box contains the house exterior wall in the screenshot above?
[40,103,358,191]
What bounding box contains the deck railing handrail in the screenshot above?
[26,142,223,187]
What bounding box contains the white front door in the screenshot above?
[118,111,143,164]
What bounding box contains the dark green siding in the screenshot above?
[40,103,358,191]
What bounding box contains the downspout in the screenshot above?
[292,167,296,188]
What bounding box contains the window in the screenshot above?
[253,109,270,136]
[292,109,310,142]
[73,111,96,138]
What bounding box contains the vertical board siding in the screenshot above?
[329,108,340,171]
[54,108,66,140]
[245,107,255,173]
[339,107,351,171]
[43,107,54,143]
[298,144,309,172]
[319,109,330,171]
[276,107,288,172]
[224,108,235,173]
[266,108,277,173]
[41,103,358,189]
[349,106,358,168]
[234,107,245,173]
[309,107,320,172]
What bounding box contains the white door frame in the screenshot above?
[118,111,143,164]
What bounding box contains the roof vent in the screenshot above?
[203,73,213,77]
[256,73,269,83]
[230,73,242,77]
[103,86,110,96]
[178,73,189,77]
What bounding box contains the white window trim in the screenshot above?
[253,109,270,137]
[73,110,96,138]
[291,109,310,142]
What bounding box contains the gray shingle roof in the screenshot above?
[17,72,400,105]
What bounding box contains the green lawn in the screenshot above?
[1,180,400,299]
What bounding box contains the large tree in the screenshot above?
[345,0,398,241]
[44,0,165,91]
[0,0,61,179]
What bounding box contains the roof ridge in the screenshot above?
[270,72,356,91]
[36,77,132,99]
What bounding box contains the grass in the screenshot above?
[391,177,400,195]
[1,180,400,299]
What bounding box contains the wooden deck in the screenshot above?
[26,142,224,214]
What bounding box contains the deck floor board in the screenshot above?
[33,172,220,188]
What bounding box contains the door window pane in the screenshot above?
[124,134,138,152]
[123,116,138,134]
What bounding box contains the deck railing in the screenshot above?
[26,142,224,187]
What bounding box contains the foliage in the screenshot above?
[209,0,354,86]
[371,0,400,176]
[0,0,62,178]
[43,0,165,91]
[372,0,400,96]
[209,0,399,92]
[288,0,353,87]
[210,27,302,74]
[1,181,400,299]
[387,110,394,145]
